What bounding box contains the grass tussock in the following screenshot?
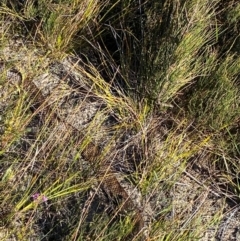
[0,0,240,240]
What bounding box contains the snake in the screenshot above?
[0,59,146,240]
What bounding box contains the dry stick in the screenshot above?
[217,205,240,240]
[183,170,221,197]
[181,190,209,229]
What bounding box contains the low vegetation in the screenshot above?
[0,0,239,240]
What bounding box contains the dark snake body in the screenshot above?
[0,61,145,240]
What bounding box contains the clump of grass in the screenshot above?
[1,0,102,54]
[139,0,221,105]
[188,55,240,130]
